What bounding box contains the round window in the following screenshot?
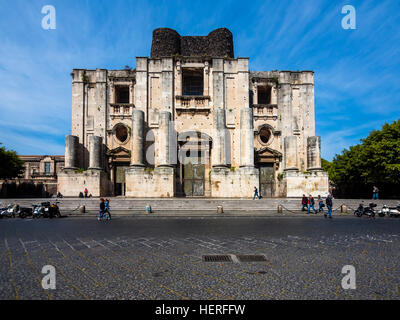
[115,124,128,143]
[259,127,271,145]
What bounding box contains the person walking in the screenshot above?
[104,199,111,220]
[317,195,324,213]
[325,193,333,219]
[301,194,307,211]
[98,198,105,221]
[307,195,317,214]
[372,186,379,200]
[253,186,260,200]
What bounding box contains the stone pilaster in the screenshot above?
[240,108,254,168]
[130,109,145,167]
[161,58,173,113]
[212,108,228,167]
[134,57,148,115]
[307,136,322,170]
[64,135,79,169]
[284,136,298,170]
[89,136,102,170]
[212,58,224,109]
[278,76,292,137]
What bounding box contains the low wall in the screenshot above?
[284,169,329,197]
[0,181,55,198]
[125,166,174,197]
[211,166,259,198]
[57,169,108,197]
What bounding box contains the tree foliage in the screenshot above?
[324,120,400,198]
[0,143,24,179]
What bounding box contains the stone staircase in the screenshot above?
[1,198,399,216]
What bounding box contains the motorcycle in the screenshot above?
[41,201,61,218]
[354,202,377,218]
[0,203,7,218]
[378,204,400,217]
[32,203,45,218]
[0,204,16,218]
[18,206,33,219]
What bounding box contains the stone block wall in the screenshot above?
[57,169,108,197]
[283,170,329,197]
[210,167,259,198]
[125,167,174,197]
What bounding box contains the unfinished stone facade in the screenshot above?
[58,28,328,197]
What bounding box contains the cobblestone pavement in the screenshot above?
[0,215,399,300]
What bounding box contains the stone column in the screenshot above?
[240,108,254,167]
[89,136,102,169]
[131,109,145,166]
[157,111,174,167]
[212,108,228,167]
[284,136,298,170]
[307,136,322,170]
[65,135,79,169]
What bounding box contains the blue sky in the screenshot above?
[0,0,399,160]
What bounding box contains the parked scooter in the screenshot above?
[354,202,377,218]
[0,204,16,218]
[18,206,33,219]
[32,203,44,218]
[378,204,400,217]
[0,202,7,218]
[41,201,61,218]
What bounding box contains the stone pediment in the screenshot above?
[256,146,282,158]
[107,146,131,157]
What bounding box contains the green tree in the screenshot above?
[327,120,400,198]
[0,143,24,179]
[321,158,331,174]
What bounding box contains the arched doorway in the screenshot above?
[176,131,212,197]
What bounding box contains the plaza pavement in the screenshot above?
[0,215,399,300]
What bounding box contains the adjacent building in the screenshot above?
[0,155,64,197]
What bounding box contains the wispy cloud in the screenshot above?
[0,0,399,160]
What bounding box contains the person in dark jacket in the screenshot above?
[104,199,111,220]
[98,198,105,221]
[301,195,307,211]
[325,193,333,219]
[307,195,317,214]
[253,186,260,200]
[317,195,324,213]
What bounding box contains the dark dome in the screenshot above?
[151,28,181,58]
[150,28,234,58]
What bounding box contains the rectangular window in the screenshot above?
[183,69,203,96]
[115,86,130,103]
[44,162,51,174]
[257,85,271,105]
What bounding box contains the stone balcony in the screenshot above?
[28,172,57,180]
[253,104,278,120]
[175,95,211,115]
[110,103,135,119]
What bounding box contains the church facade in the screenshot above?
[58,28,328,197]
